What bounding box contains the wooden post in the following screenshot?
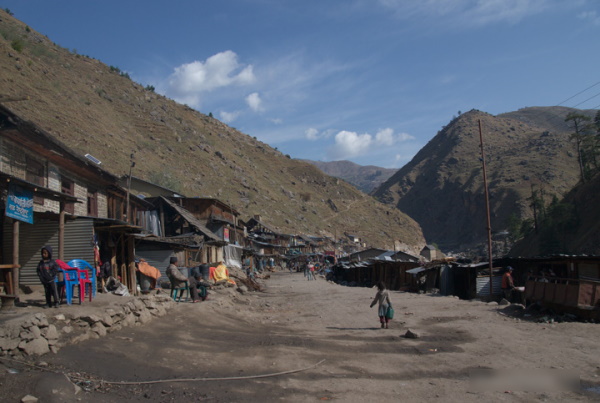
[120,234,126,288]
[159,203,165,237]
[12,219,19,298]
[59,202,65,261]
[127,235,136,295]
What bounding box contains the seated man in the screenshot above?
[188,270,211,302]
[166,257,188,294]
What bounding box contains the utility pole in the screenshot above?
[478,120,494,298]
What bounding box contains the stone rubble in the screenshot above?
[0,294,175,357]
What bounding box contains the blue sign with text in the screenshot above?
[6,184,34,224]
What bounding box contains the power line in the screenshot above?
[556,81,600,107]
[571,91,600,109]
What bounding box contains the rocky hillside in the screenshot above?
[302,160,397,194]
[0,11,426,252]
[373,108,587,252]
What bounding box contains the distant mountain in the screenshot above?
[302,160,397,194]
[373,107,590,252]
[0,10,426,252]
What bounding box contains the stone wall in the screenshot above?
[0,294,175,357]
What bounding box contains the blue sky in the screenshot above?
[3,0,600,168]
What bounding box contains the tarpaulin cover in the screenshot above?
[224,244,243,269]
[137,260,161,280]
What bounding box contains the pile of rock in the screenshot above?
[0,313,58,356]
[0,294,175,357]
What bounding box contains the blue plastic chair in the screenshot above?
[67,259,97,298]
[170,281,189,303]
[55,268,81,305]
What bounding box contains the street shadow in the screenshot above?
[326,326,381,331]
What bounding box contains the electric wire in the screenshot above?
[555,81,600,107]
[570,91,600,109]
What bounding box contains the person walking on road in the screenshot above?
[307,261,315,281]
[370,281,392,329]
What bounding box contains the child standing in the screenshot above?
[36,245,60,308]
[370,281,392,329]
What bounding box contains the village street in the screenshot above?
[2,271,600,402]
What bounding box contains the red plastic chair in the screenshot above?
[76,268,93,302]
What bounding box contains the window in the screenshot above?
[87,190,98,217]
[25,157,45,205]
[61,178,74,214]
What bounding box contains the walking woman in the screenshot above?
[370,281,392,329]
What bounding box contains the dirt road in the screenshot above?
[2,271,600,402]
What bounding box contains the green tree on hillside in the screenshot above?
[592,110,600,172]
[565,112,594,182]
[538,196,578,255]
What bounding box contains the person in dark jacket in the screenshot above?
[36,245,60,308]
[188,263,209,302]
[166,257,187,288]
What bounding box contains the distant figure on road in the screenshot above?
[307,261,315,281]
[370,281,392,329]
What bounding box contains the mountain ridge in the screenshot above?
[373,108,587,252]
[301,159,397,194]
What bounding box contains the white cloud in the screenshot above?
[246,92,263,112]
[378,0,552,27]
[375,128,415,145]
[375,128,395,146]
[328,128,416,160]
[397,132,416,141]
[269,118,283,124]
[329,131,373,159]
[166,50,255,107]
[305,128,320,140]
[219,110,240,123]
[578,10,600,26]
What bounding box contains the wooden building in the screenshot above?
[0,104,151,298]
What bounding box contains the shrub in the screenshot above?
[145,85,155,92]
[300,192,312,202]
[11,39,24,53]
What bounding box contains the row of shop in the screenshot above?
[0,104,334,301]
[331,255,600,318]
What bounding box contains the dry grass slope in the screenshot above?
[0,10,425,252]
